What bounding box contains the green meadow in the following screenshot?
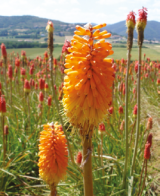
[6,43,160,60]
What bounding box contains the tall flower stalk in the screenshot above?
[46,21,74,163]
[131,7,148,176]
[122,11,136,189]
[63,23,114,195]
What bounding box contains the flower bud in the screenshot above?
[147,133,152,147]
[119,106,123,114]
[133,104,137,116]
[39,78,45,90]
[24,79,31,93]
[46,21,54,33]
[76,152,82,164]
[108,106,113,114]
[98,123,105,134]
[48,96,52,106]
[144,143,150,160]
[15,58,20,67]
[147,117,152,130]
[44,83,49,92]
[0,96,6,113]
[8,65,13,79]
[1,43,7,58]
[39,91,44,102]
[62,40,71,55]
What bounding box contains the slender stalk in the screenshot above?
[122,49,131,188]
[2,115,5,163]
[50,185,57,196]
[131,45,142,176]
[48,31,74,164]
[10,79,12,108]
[137,159,145,196]
[101,134,105,181]
[82,125,93,196]
[4,58,8,98]
[139,160,147,196]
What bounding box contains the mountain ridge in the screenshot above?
[0,15,159,40]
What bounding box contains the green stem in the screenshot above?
[82,131,93,196]
[2,115,5,164]
[122,49,131,188]
[49,32,74,164]
[131,45,142,176]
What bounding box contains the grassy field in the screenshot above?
[0,35,65,44]
[6,43,160,60]
[7,46,63,59]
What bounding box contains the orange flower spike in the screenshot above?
[63,23,114,128]
[38,123,68,187]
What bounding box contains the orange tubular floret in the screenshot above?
[93,23,106,29]
[62,23,114,128]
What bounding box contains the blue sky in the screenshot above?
[1,0,160,24]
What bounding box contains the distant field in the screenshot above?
[6,43,160,60]
[112,45,160,60]
[0,35,65,44]
[7,46,62,59]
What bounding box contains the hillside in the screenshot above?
[106,20,160,40]
[0,15,160,40]
[0,15,84,36]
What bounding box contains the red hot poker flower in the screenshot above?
[1,43,7,58]
[144,143,150,160]
[39,91,44,102]
[133,104,138,116]
[15,58,20,67]
[0,96,6,113]
[136,7,148,30]
[8,65,13,79]
[62,40,71,54]
[126,11,136,28]
[48,96,52,106]
[119,106,123,114]
[76,152,82,164]
[24,79,31,93]
[147,133,152,147]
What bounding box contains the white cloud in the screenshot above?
[97,0,126,5]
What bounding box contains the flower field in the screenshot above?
[0,8,160,196]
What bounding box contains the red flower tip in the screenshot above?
[0,96,6,113]
[126,11,136,25]
[76,152,82,164]
[39,91,44,102]
[21,68,26,76]
[48,96,52,106]
[99,123,105,131]
[15,58,20,67]
[8,65,13,79]
[147,117,152,130]
[108,106,113,114]
[147,133,152,147]
[24,79,31,92]
[133,104,138,116]
[1,43,7,58]
[119,106,123,114]
[137,7,148,23]
[144,143,150,160]
[39,78,45,90]
[62,40,71,54]
[135,63,138,73]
